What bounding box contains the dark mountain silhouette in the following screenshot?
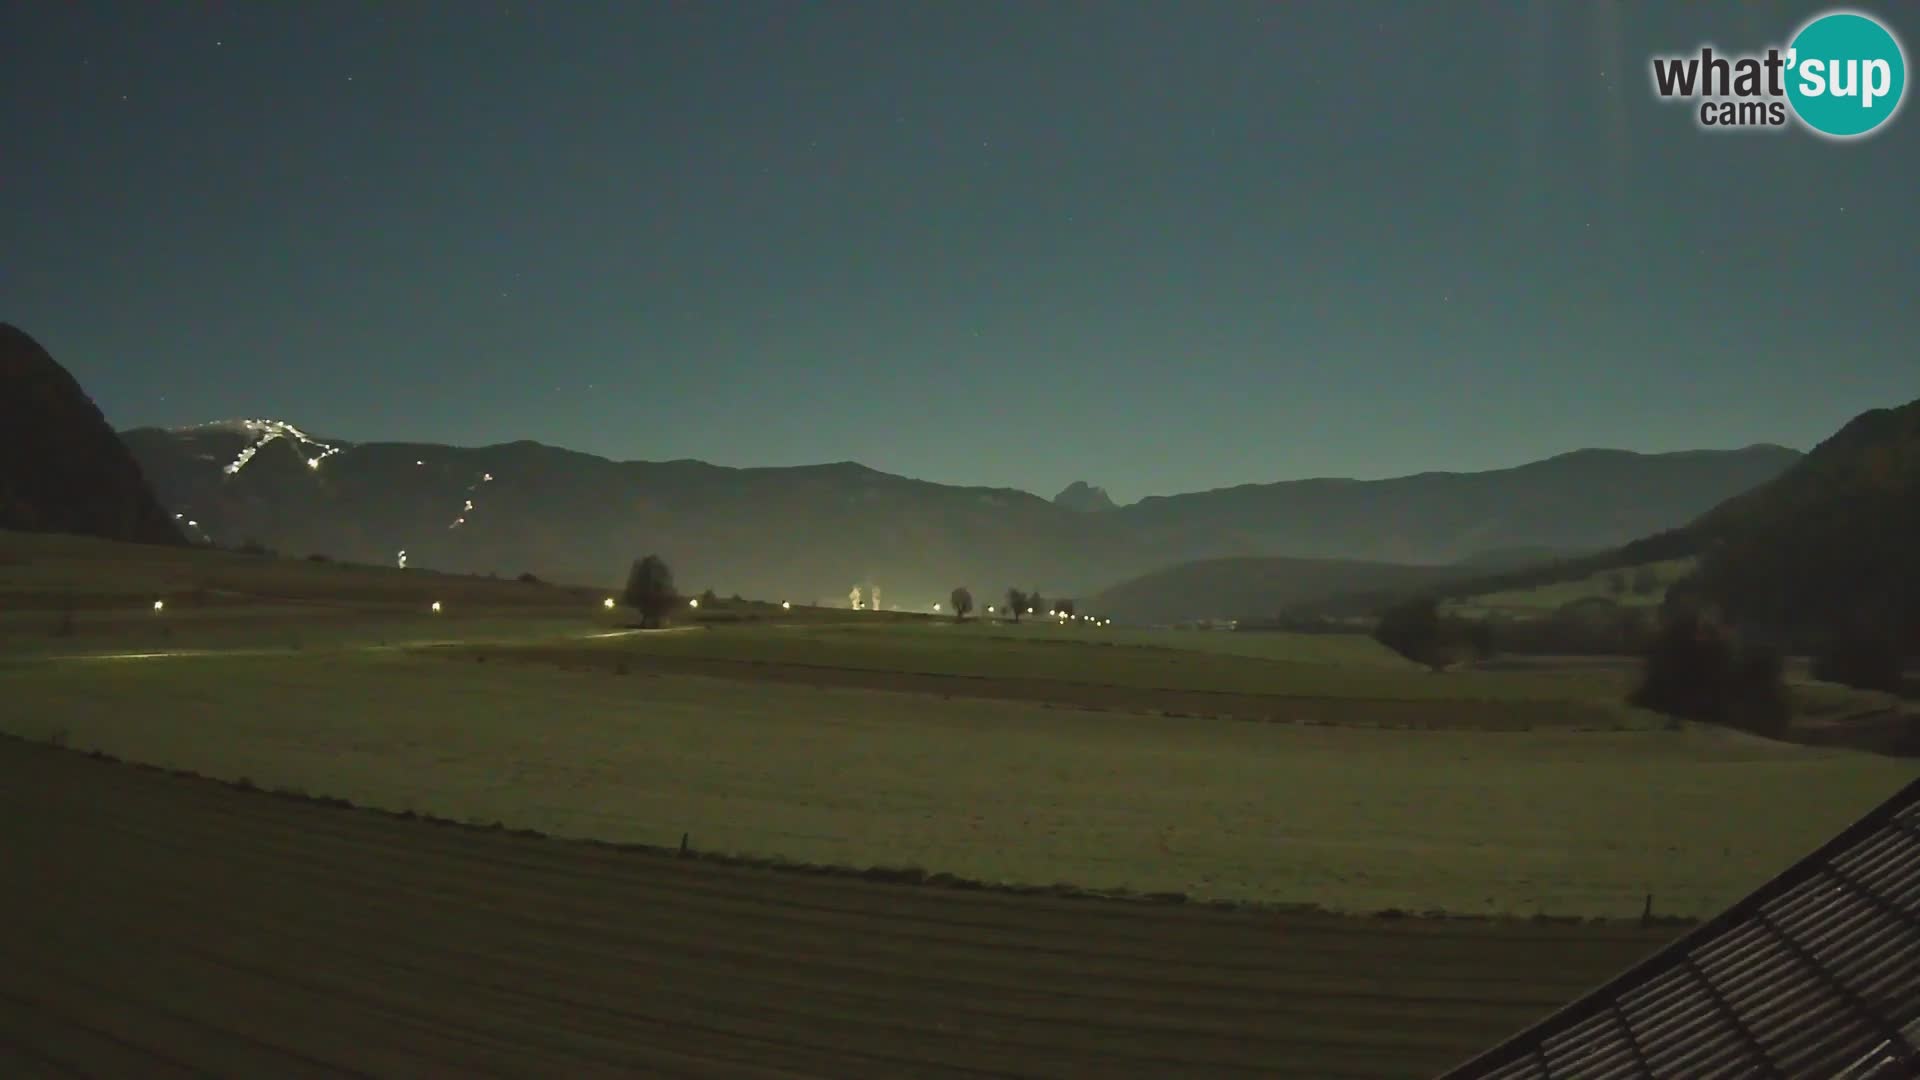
[1111,447,1800,566]
[1331,400,1920,640]
[1053,481,1118,513]
[1685,399,1920,641]
[121,421,1800,610]
[0,325,182,546]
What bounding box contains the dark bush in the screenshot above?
[1489,599,1654,656]
[517,571,540,584]
[1373,597,1490,669]
[1373,597,1443,667]
[307,552,332,563]
[1630,609,1789,737]
[1812,622,1905,692]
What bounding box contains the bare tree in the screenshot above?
[1006,588,1028,623]
[950,586,974,621]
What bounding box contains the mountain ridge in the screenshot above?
[120,414,1803,610]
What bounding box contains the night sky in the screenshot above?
[4,2,1914,503]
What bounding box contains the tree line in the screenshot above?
[1368,552,1914,741]
[617,558,1084,628]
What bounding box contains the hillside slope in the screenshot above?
[1688,398,1920,637]
[0,324,182,546]
[1346,397,1920,637]
[1109,446,1800,566]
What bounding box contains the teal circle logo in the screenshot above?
[1786,11,1907,138]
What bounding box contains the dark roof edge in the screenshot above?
[1435,774,1920,1079]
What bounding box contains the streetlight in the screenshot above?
[431,601,442,613]
[152,599,165,613]
[781,600,792,610]
[603,597,616,609]
[688,597,700,609]
[933,602,942,612]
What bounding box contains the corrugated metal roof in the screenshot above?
[1438,778,1920,1080]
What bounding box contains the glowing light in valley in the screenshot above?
[397,550,408,569]
[430,601,442,613]
[152,600,165,612]
[933,602,942,612]
[1026,607,1034,614]
[986,605,995,613]
[688,598,699,609]
[781,600,792,610]
[415,460,423,466]
[603,597,616,609]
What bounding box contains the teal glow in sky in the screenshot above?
[3,1,1913,502]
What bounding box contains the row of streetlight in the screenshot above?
[146,592,1102,626]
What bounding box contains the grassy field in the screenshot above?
[478,620,1642,707]
[6,645,1910,918]
[0,528,613,609]
[0,527,880,655]
[0,737,1677,1079]
[6,530,1914,1075]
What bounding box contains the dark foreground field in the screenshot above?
[0,737,1673,1079]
